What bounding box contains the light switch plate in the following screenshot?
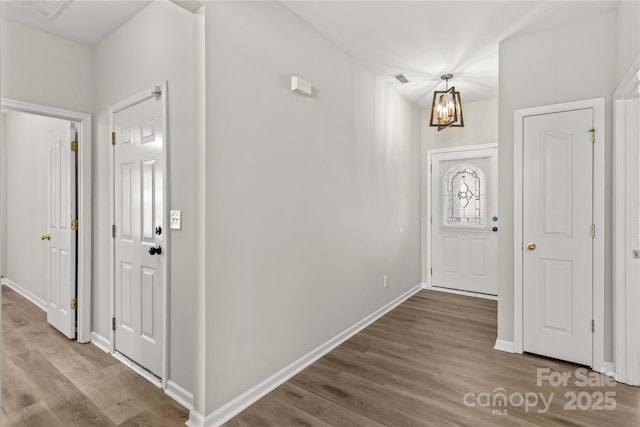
[170,210,182,230]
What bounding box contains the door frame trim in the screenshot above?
[513,97,605,371]
[109,82,169,389]
[423,143,499,286]
[0,98,92,343]
[613,54,640,385]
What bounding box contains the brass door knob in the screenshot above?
[527,243,536,251]
[41,234,51,241]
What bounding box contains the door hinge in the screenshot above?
[430,216,432,224]
[588,128,595,143]
[592,319,595,333]
[111,132,116,146]
[591,224,596,238]
[112,224,116,238]
[71,298,77,310]
[71,219,78,231]
[71,141,78,152]
[430,268,433,275]
[112,317,116,331]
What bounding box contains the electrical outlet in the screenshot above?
[383,275,389,288]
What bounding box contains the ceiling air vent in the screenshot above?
[394,74,409,84]
[9,0,72,19]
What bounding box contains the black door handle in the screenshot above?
[492,227,498,232]
[149,246,162,255]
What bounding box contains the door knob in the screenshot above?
[527,243,537,251]
[41,234,51,241]
[148,246,162,255]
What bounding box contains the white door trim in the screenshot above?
[513,98,605,372]
[109,82,169,389]
[613,54,640,385]
[423,143,498,286]
[1,98,92,344]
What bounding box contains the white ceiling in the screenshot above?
[0,1,620,108]
[0,0,153,46]
[282,1,619,107]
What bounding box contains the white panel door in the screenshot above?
[431,147,498,295]
[114,94,164,377]
[47,123,77,339]
[523,109,593,366]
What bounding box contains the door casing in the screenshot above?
[513,98,605,372]
[613,54,640,385]
[1,98,92,343]
[109,82,169,389]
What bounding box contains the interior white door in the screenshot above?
[114,94,164,377]
[431,147,498,295]
[47,122,77,339]
[523,108,593,366]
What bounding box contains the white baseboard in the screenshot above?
[200,284,422,427]
[201,283,423,427]
[1,278,48,311]
[494,339,515,353]
[186,411,205,427]
[422,282,497,301]
[166,380,194,411]
[599,362,615,378]
[90,332,111,353]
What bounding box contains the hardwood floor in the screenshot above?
[1,286,188,426]
[226,290,640,426]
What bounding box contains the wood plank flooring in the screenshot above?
[1,286,188,426]
[226,290,640,426]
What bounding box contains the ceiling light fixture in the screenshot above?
[429,74,464,131]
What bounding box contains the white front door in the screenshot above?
[114,94,165,377]
[47,122,77,339]
[523,108,593,366]
[430,147,498,295]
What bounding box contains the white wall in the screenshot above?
[498,12,617,359]
[615,1,640,83]
[421,98,498,151]
[0,20,93,113]
[202,1,421,416]
[3,111,70,301]
[93,0,199,394]
[0,114,5,279]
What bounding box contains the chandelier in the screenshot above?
[429,74,464,131]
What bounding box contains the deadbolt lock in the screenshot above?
[527,243,537,251]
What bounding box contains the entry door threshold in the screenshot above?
[428,285,497,301]
[113,351,162,389]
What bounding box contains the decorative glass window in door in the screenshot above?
[442,162,486,226]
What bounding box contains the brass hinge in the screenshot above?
[71,141,78,152]
[71,298,77,310]
[589,128,595,143]
[112,224,116,238]
[592,224,596,238]
[71,219,78,231]
[112,317,116,331]
[111,132,116,146]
